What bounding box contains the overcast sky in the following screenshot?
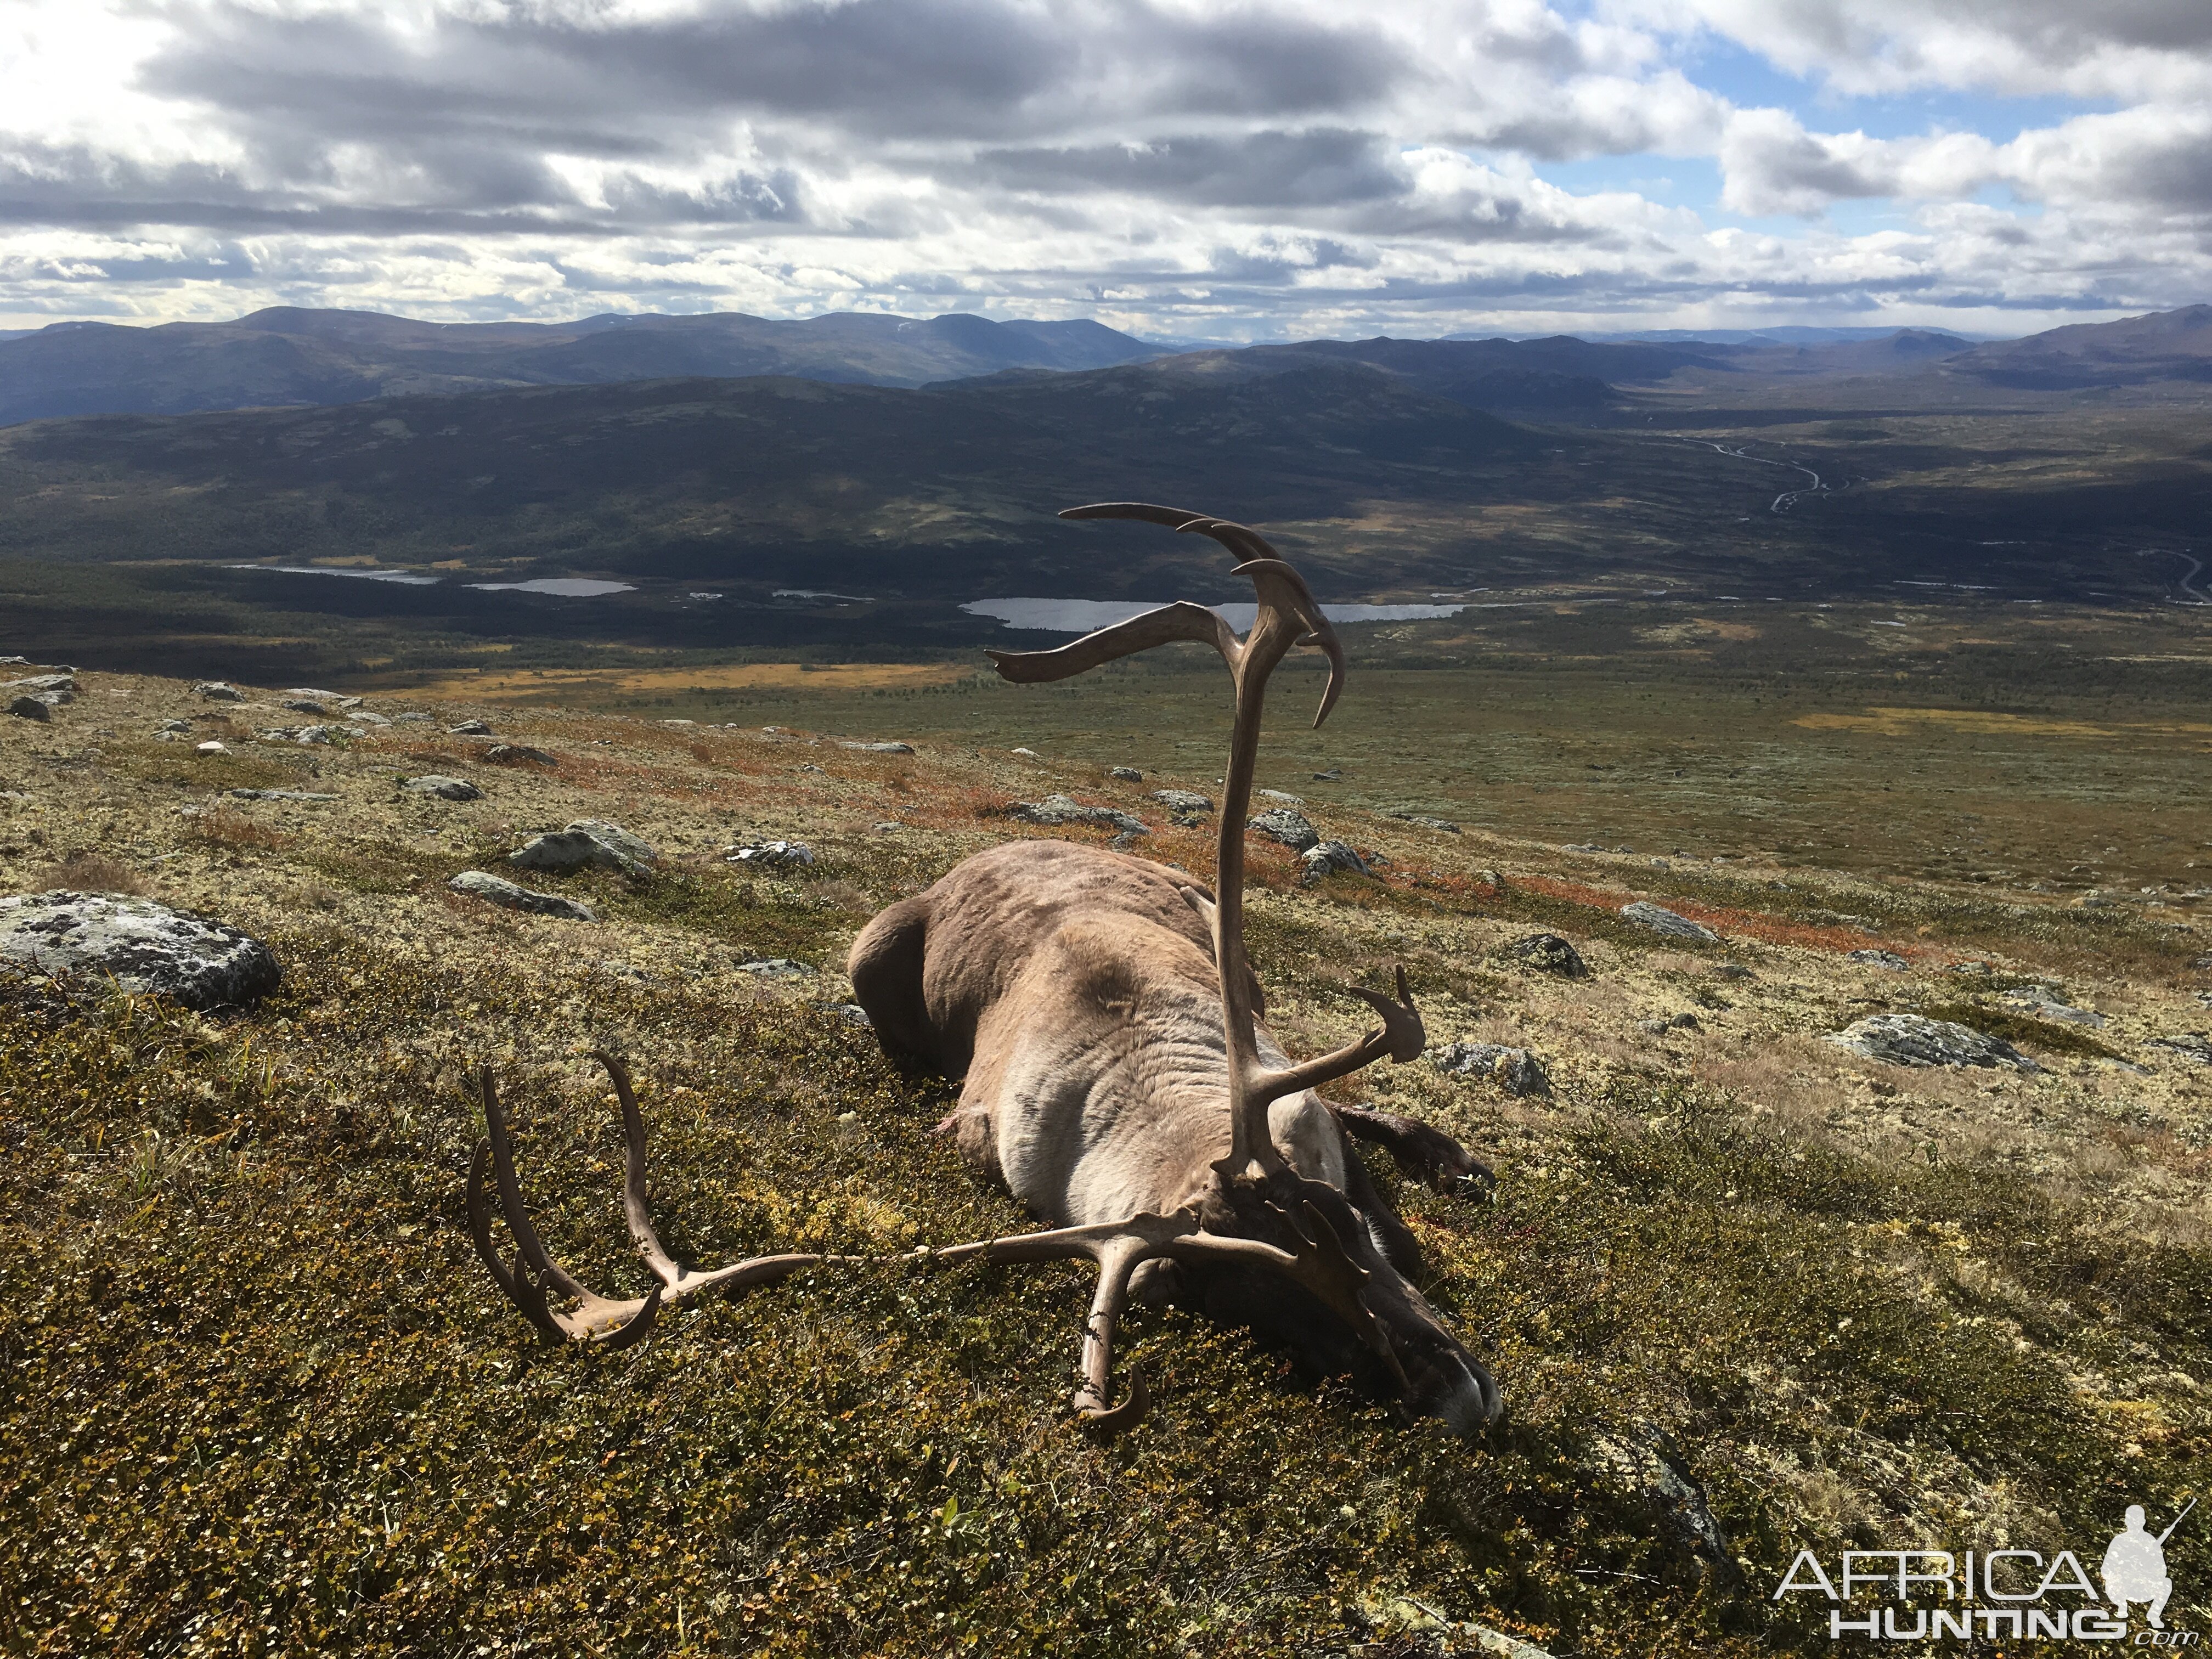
[2,0,2207,340]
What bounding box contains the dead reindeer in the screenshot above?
[469,503,1500,1435]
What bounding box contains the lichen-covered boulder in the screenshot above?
[1433,1041,1550,1097]
[447,871,596,922]
[1149,788,1214,814]
[1825,1014,2039,1071]
[1620,901,1718,942]
[508,825,650,880]
[567,821,656,866]
[1500,933,1588,977]
[1006,794,1148,834]
[0,890,281,1008]
[402,775,483,802]
[1246,806,1319,852]
[1300,840,1370,879]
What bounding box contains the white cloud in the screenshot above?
[0,0,2204,335]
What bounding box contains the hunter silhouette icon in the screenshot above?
[2104,1499,2192,1628]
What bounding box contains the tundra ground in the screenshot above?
[2,669,2210,1657]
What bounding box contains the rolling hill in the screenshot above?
[0,306,1167,427]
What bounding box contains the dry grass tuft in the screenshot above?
[183,806,286,852]
[25,851,155,897]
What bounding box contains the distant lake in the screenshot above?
[231,563,439,586]
[961,598,1471,633]
[232,566,634,597]
[466,578,636,597]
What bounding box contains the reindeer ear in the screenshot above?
[985,601,1240,684]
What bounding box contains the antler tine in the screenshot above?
[587,1047,685,1289]
[477,1067,591,1305]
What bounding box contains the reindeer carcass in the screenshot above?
[467,504,1501,1435]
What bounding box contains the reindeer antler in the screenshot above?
[989,503,1423,1181]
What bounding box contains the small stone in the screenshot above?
[1385,810,1462,833]
[1499,933,1587,977]
[392,712,433,724]
[350,709,392,726]
[0,890,281,1008]
[1149,789,1214,814]
[1108,766,1143,781]
[1432,1041,1550,1097]
[280,698,328,715]
[195,741,227,754]
[1246,807,1319,853]
[193,681,242,701]
[1300,840,1369,879]
[2191,953,2212,971]
[1620,901,1718,942]
[840,741,915,754]
[1825,1014,2040,1072]
[725,840,815,868]
[736,957,812,978]
[402,775,483,801]
[872,821,900,833]
[156,719,191,733]
[1257,788,1305,805]
[1560,842,1605,854]
[1011,747,1038,757]
[1847,949,1910,970]
[448,718,493,736]
[447,870,597,922]
[1005,794,1148,834]
[1712,963,1754,980]
[483,744,557,766]
[832,1003,873,1026]
[228,789,339,803]
[1311,769,1342,781]
[285,687,358,707]
[7,696,50,722]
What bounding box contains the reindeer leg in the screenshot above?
[1330,1103,1494,1198]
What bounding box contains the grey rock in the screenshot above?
[263,724,338,744]
[1007,794,1148,834]
[2004,985,2106,1028]
[350,709,392,726]
[448,871,597,922]
[1246,806,1319,853]
[402,775,483,802]
[1149,788,1214,813]
[285,687,359,707]
[568,820,657,866]
[1847,949,1911,970]
[1639,1013,1702,1035]
[736,957,812,978]
[1311,769,1342,781]
[1826,1014,2040,1072]
[1300,840,1370,878]
[7,696,50,722]
[193,681,242,701]
[1108,766,1142,781]
[1386,809,1462,833]
[1560,842,1605,854]
[1712,963,1754,980]
[448,718,493,736]
[0,656,26,667]
[228,789,339,803]
[1620,900,1718,942]
[2148,1034,2212,1066]
[483,744,557,766]
[156,719,191,733]
[0,890,281,1008]
[391,712,433,724]
[725,840,814,868]
[1592,1426,1729,1567]
[1500,933,1587,977]
[7,674,76,702]
[831,1002,873,1026]
[510,829,647,879]
[280,698,328,715]
[2192,953,2212,971]
[1433,1041,1550,1097]
[1257,788,1305,805]
[840,740,914,754]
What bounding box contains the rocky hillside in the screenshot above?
[3,665,2209,1655]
